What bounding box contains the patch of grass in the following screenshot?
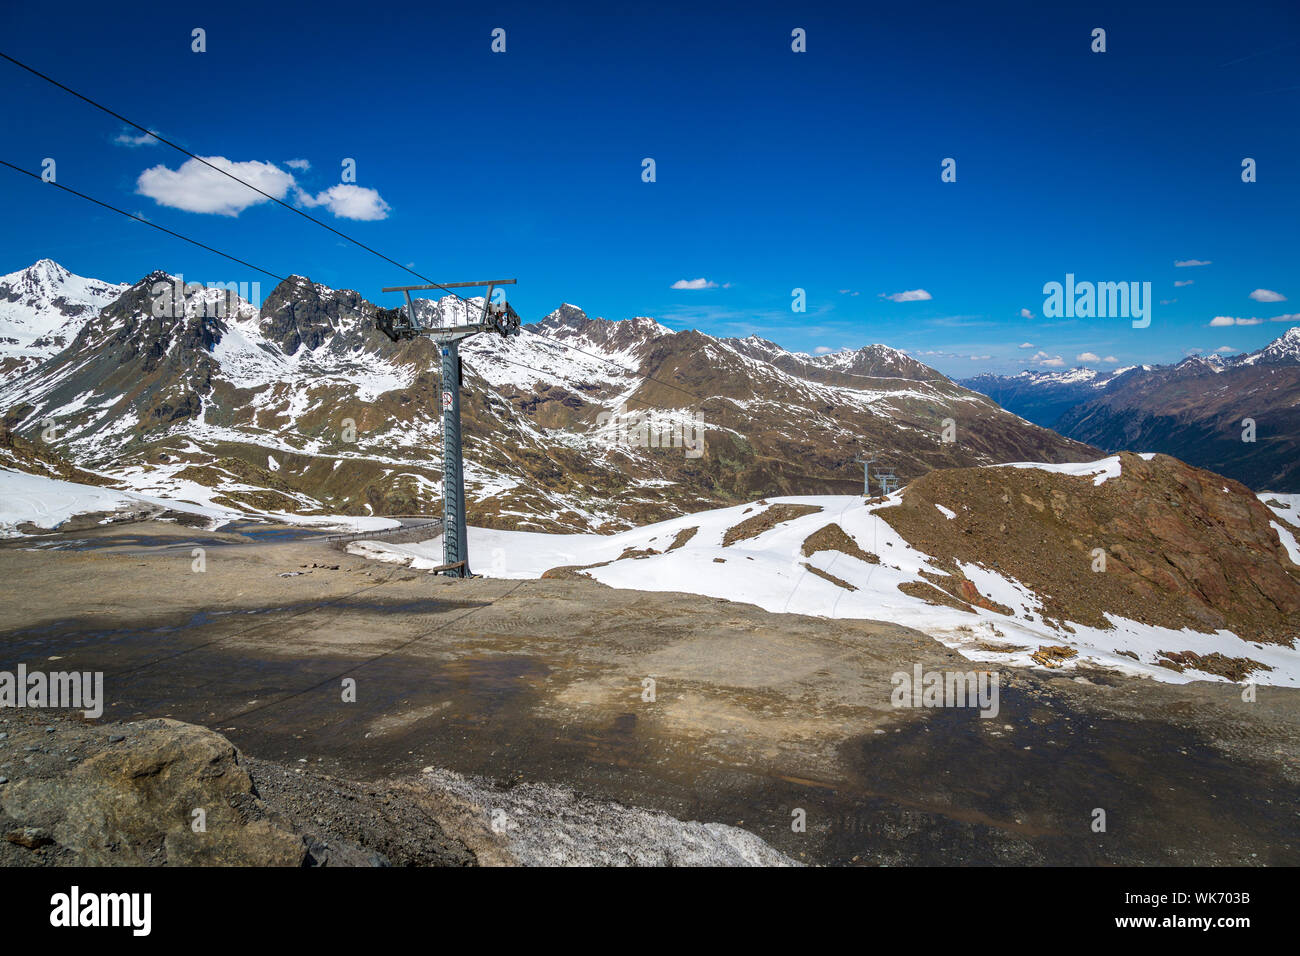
[722,503,822,547]
[1158,650,1272,682]
[898,580,974,613]
[801,523,879,564]
[801,562,857,591]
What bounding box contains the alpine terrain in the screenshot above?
[963,328,1300,492]
[0,260,1099,532]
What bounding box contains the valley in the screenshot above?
[964,329,1300,492]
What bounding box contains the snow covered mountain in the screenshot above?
[1241,325,1300,367]
[962,365,1135,429]
[0,260,1098,531]
[0,260,129,378]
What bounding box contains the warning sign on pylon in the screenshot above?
[442,390,453,409]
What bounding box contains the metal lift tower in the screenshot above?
[374,280,520,577]
[854,453,877,497]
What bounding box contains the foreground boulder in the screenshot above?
[0,716,307,866]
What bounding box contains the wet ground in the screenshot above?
[1,520,1298,865]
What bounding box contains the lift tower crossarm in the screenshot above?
[381,280,517,291]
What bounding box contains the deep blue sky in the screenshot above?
[0,0,1296,376]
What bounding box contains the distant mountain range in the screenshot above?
[962,329,1300,492]
[0,260,1097,531]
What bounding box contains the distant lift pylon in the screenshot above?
[375,279,520,577]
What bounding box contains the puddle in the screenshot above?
[222,521,336,542]
[0,597,491,662]
[0,521,336,553]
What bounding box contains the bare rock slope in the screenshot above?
[878,452,1300,653]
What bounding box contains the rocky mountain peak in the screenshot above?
[259,275,370,355]
[1255,325,1300,366]
[21,258,70,287]
[530,306,670,355]
[537,303,590,331]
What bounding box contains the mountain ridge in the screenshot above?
[961,330,1300,491]
[1,259,1099,530]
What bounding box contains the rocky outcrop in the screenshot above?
[0,716,308,866]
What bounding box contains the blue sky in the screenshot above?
[0,0,1296,376]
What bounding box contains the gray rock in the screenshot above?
[0,718,308,866]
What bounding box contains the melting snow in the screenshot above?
[349,489,1300,687]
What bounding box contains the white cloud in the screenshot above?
[137,156,296,216]
[297,183,391,220]
[1041,356,1065,366]
[813,346,834,355]
[1250,288,1286,303]
[1160,298,1177,305]
[1175,259,1212,267]
[1031,350,1065,366]
[1076,352,1101,363]
[114,127,160,147]
[285,159,311,170]
[1174,279,1194,287]
[1102,355,1119,363]
[1210,316,1264,326]
[1270,313,1299,322]
[1018,342,1034,349]
[1213,345,1235,353]
[880,289,932,302]
[1019,307,1033,319]
[670,278,718,290]
[969,354,991,361]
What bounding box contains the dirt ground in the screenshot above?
[1,520,1298,865]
